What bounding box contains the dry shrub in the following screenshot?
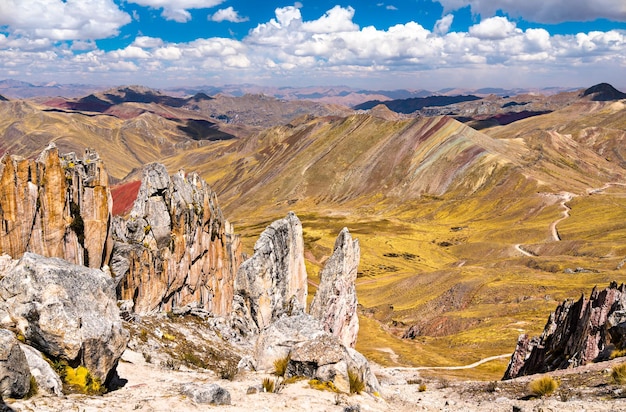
[309,379,339,393]
[262,377,284,393]
[611,363,626,385]
[273,355,290,377]
[348,369,365,394]
[529,376,559,397]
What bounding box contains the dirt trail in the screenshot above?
[387,353,511,371]
[549,191,574,241]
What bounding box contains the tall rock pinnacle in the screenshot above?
[310,227,360,348]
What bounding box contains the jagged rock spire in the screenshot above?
[310,227,360,348]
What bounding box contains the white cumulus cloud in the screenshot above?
[469,16,519,39]
[0,0,130,40]
[437,0,626,23]
[127,0,225,23]
[210,7,249,23]
[434,14,454,35]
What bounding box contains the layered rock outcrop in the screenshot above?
[111,163,242,315]
[503,282,626,379]
[234,212,307,331]
[0,144,112,268]
[0,253,128,385]
[310,228,360,348]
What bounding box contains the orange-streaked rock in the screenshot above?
[0,144,112,268]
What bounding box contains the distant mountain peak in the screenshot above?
[581,83,626,101]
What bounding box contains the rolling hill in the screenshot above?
[2,83,626,380]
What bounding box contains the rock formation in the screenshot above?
[254,314,380,394]
[111,163,242,315]
[19,344,63,396]
[234,212,307,331]
[310,227,360,348]
[0,144,112,269]
[503,282,626,379]
[0,253,129,385]
[0,329,31,398]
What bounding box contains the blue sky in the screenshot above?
[0,0,625,90]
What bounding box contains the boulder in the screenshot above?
[235,212,307,331]
[19,344,63,396]
[254,314,380,394]
[111,163,242,315]
[0,329,31,399]
[0,253,129,385]
[310,228,360,348]
[180,383,231,405]
[503,282,626,379]
[0,145,112,268]
[254,314,326,371]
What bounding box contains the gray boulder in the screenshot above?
[0,329,31,398]
[287,334,381,394]
[254,314,380,394]
[181,383,231,405]
[0,253,129,385]
[254,314,326,371]
[310,228,360,348]
[20,344,63,396]
[235,212,307,331]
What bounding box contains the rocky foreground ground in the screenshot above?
[6,347,626,412]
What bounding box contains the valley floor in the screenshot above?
[7,349,626,411]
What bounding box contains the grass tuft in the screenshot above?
[25,375,38,399]
[528,375,559,397]
[309,379,339,393]
[262,377,283,393]
[348,369,365,394]
[611,363,626,385]
[273,355,290,377]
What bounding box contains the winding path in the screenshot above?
[549,192,574,241]
[386,353,512,371]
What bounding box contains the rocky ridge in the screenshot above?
[0,146,381,405]
[0,144,112,269]
[504,282,626,379]
[111,163,242,315]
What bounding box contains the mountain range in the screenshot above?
[1,82,625,380]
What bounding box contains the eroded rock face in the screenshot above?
[310,228,360,348]
[0,253,128,385]
[234,212,307,331]
[111,163,242,315]
[0,144,112,268]
[503,282,626,379]
[0,329,31,399]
